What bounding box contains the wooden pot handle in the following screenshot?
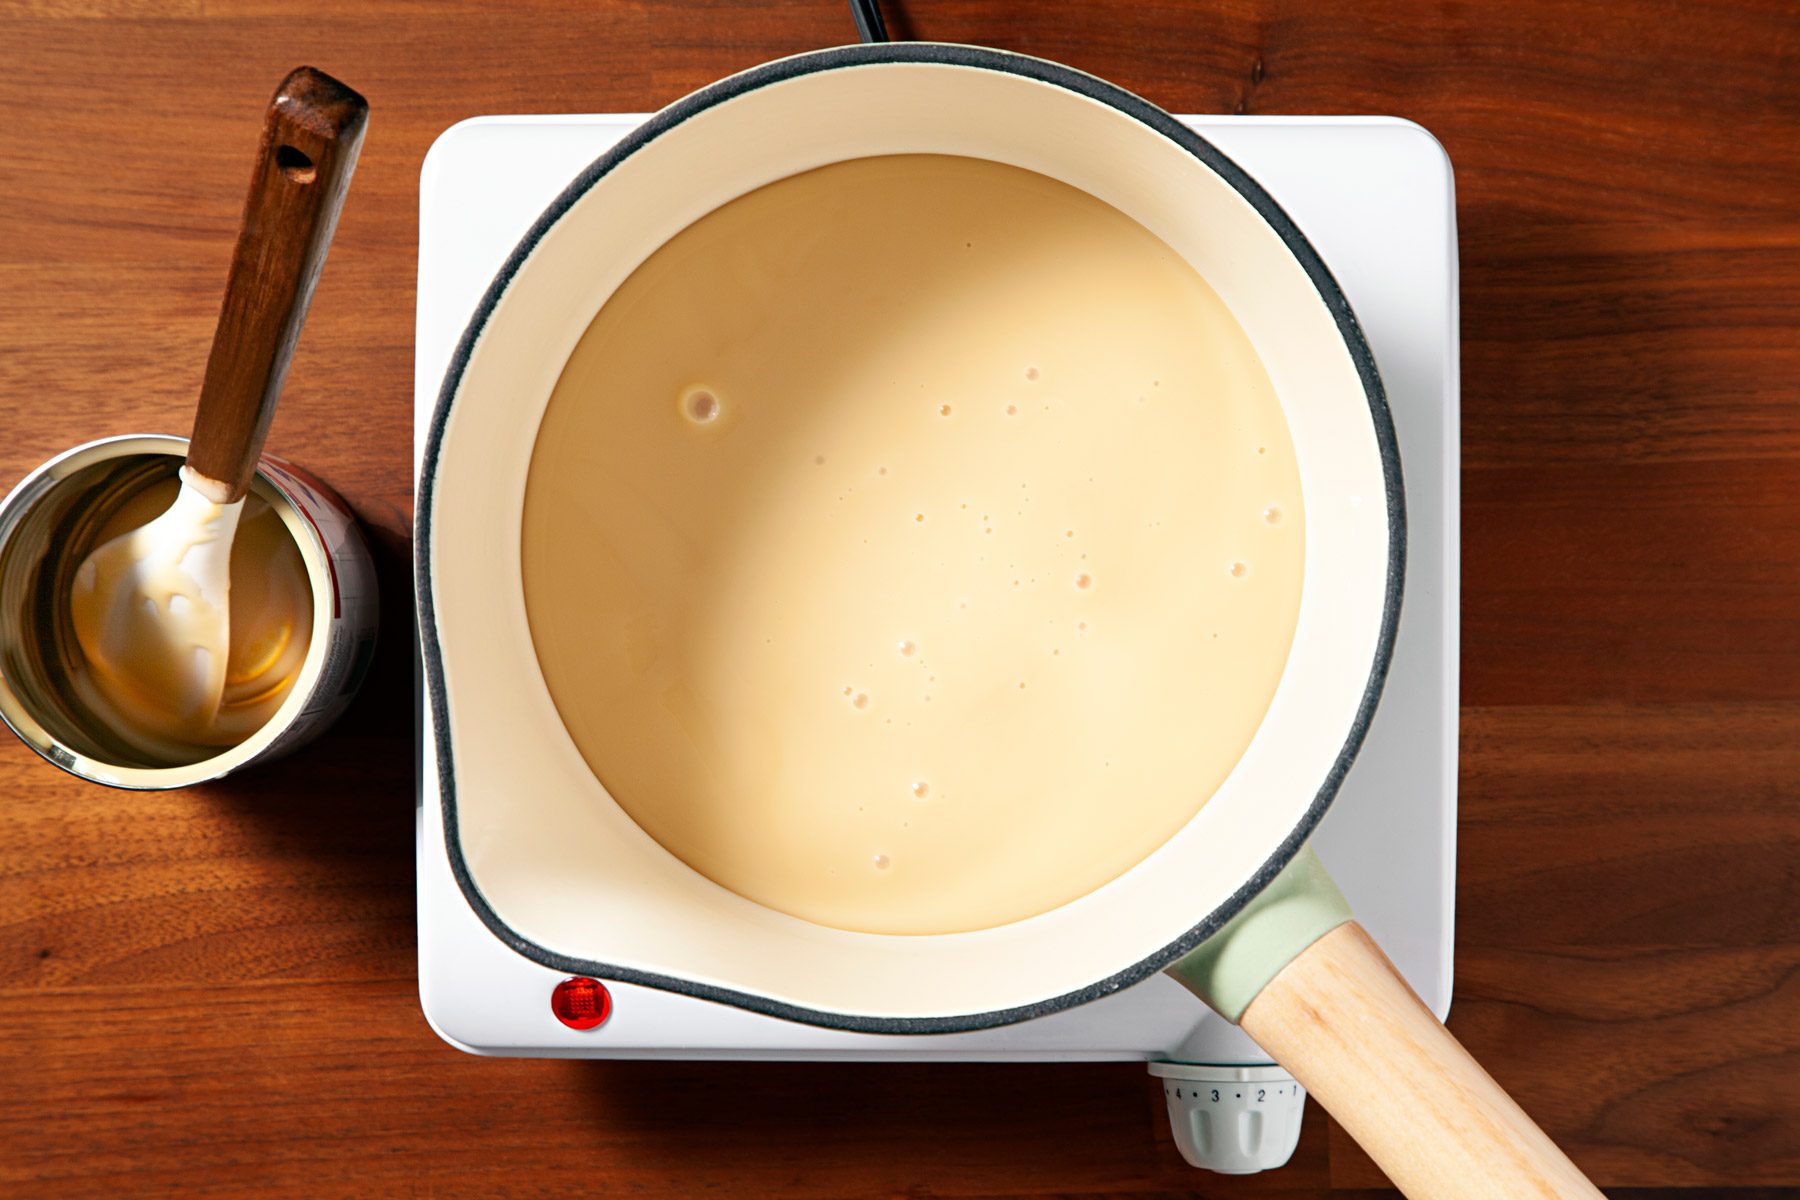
[1240,921,1603,1200]
[187,66,368,502]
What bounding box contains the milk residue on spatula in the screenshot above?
[68,468,312,758]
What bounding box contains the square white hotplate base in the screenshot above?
[415,114,1459,1062]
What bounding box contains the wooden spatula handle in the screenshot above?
[1241,922,1603,1200]
[187,66,368,502]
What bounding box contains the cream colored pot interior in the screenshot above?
[426,55,1392,1022]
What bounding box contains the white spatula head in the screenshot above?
[69,467,243,742]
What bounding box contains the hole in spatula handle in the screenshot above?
[276,144,316,183]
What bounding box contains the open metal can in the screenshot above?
[0,434,378,788]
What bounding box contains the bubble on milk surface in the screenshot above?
[680,387,720,424]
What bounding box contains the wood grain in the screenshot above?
[0,978,1345,1197]
[1244,923,1602,1199]
[186,66,367,500]
[0,0,1797,1196]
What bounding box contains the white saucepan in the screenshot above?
[418,44,1600,1200]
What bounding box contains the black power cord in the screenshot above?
[848,0,889,43]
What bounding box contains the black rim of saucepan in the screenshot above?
[415,42,1406,1035]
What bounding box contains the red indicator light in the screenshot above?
[551,976,612,1030]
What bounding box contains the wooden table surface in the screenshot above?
[2,0,1797,1195]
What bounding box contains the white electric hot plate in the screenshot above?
[414,113,1459,1176]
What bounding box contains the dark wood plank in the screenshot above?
[1,0,1797,1195]
[1465,463,1800,706]
[1459,221,1800,471]
[1457,703,1800,947]
[0,981,1338,1197]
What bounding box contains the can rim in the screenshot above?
[0,434,341,789]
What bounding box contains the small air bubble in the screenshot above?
[912,781,930,799]
[873,854,891,870]
[898,640,916,657]
[1230,562,1248,578]
[1264,506,1282,524]
[842,686,852,696]
[939,404,953,416]
[682,388,720,424]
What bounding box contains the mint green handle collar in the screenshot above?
[1165,845,1352,1023]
